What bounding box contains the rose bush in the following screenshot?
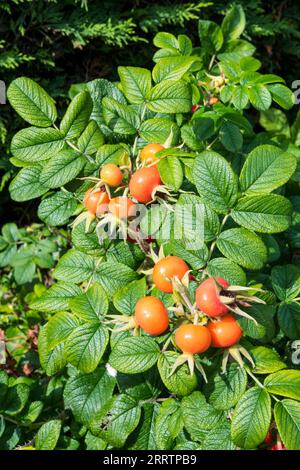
[2,5,300,450]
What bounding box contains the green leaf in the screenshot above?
[208,258,246,285]
[147,79,192,114]
[0,383,29,416]
[274,399,300,450]
[204,364,247,410]
[109,337,160,374]
[260,108,290,135]
[140,118,179,144]
[154,32,178,49]
[7,77,57,127]
[35,420,61,450]
[193,150,238,214]
[240,56,261,72]
[40,150,85,188]
[30,282,81,312]
[60,91,93,139]
[271,265,300,301]
[278,302,300,340]
[0,423,20,450]
[152,57,195,83]
[102,96,140,135]
[118,66,152,104]
[250,346,287,374]
[178,34,193,55]
[202,422,236,450]
[268,84,294,110]
[165,240,208,270]
[232,85,249,109]
[53,249,95,283]
[182,391,224,440]
[238,304,276,341]
[96,144,129,166]
[158,351,197,397]
[94,261,139,296]
[231,386,271,449]
[264,369,300,400]
[38,326,67,376]
[219,122,243,152]
[255,74,285,85]
[231,194,292,233]
[239,145,297,195]
[90,394,141,448]
[154,399,177,450]
[13,258,36,284]
[222,4,246,41]
[217,228,267,269]
[1,223,19,243]
[128,403,158,450]
[72,221,100,253]
[9,165,48,202]
[64,367,116,426]
[38,191,77,226]
[85,431,107,450]
[113,278,146,315]
[77,121,104,154]
[158,156,183,191]
[22,401,44,424]
[66,323,109,373]
[46,311,80,350]
[198,20,223,53]
[193,115,215,140]
[11,127,64,162]
[70,283,109,321]
[247,85,272,111]
[177,194,219,243]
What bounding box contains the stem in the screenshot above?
[245,367,265,388]
[206,136,218,150]
[66,139,95,164]
[131,103,147,159]
[53,122,95,164]
[202,213,230,279]
[208,54,216,71]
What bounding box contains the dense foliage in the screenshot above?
[1,0,300,203]
[1,2,300,451]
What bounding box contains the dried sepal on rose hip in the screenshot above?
[105,296,169,337]
[71,187,110,232]
[206,314,255,373]
[95,194,138,243]
[141,246,191,294]
[169,322,211,381]
[195,276,265,323]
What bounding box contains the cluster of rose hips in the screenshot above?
[83,142,260,374]
[82,143,165,221]
[132,255,242,356]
